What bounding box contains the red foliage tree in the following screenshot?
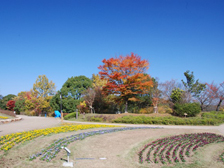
[6,100,15,111]
[98,53,153,112]
[206,82,224,111]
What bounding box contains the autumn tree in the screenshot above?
[6,100,15,111]
[206,82,224,111]
[150,78,161,113]
[92,74,107,88]
[0,94,16,110]
[194,84,213,111]
[31,75,56,115]
[82,88,96,113]
[33,75,56,98]
[98,53,153,113]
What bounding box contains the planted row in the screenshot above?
[138,132,224,165]
[30,127,161,162]
[0,124,118,151]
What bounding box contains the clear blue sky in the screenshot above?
[0,0,223,96]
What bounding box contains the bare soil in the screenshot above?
[1,127,224,168]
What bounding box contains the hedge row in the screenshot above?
[202,111,224,120]
[112,115,223,125]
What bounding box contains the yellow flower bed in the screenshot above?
[0,116,8,119]
[0,124,118,151]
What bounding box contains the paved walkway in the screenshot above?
[0,115,224,136]
[0,115,61,136]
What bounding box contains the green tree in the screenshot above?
[14,99,25,113]
[170,88,183,104]
[49,93,60,112]
[181,70,206,98]
[51,76,92,113]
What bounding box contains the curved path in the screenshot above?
[0,115,224,136]
[0,115,61,136]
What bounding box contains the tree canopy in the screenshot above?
[98,53,153,112]
[0,94,16,110]
[181,70,206,98]
[51,75,92,113]
[33,75,56,98]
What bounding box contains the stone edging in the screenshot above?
[0,117,23,124]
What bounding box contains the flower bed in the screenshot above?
[0,124,118,151]
[0,116,8,119]
[29,127,161,162]
[138,133,224,165]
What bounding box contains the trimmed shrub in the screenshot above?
[64,112,79,120]
[139,107,153,114]
[173,103,201,117]
[201,111,224,120]
[90,117,103,122]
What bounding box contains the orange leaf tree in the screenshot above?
[98,53,153,113]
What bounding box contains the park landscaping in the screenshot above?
[0,124,118,152]
[66,111,224,126]
[0,54,223,167]
[138,132,224,165]
[0,122,224,168]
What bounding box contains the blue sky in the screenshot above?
[0,0,223,96]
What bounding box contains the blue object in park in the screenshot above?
[55,110,61,118]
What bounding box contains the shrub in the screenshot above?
[139,106,173,114]
[64,112,79,120]
[90,117,103,122]
[173,103,201,117]
[139,107,153,114]
[86,115,115,122]
[165,107,173,114]
[25,110,36,116]
[201,111,224,120]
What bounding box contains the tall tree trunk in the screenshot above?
[90,107,92,113]
[153,105,158,113]
[216,99,222,111]
[125,101,128,113]
[200,101,204,111]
